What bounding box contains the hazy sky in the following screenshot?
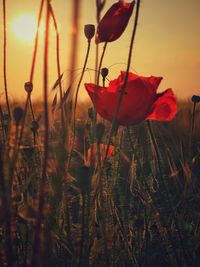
[0,0,200,103]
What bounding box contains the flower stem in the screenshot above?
[29,0,45,121]
[49,3,65,129]
[31,1,50,265]
[73,39,91,138]
[104,0,140,163]
[3,0,11,118]
[16,0,44,161]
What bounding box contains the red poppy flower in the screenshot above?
[85,72,177,125]
[96,0,135,44]
[85,143,114,167]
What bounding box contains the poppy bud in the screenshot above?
[96,123,105,143]
[24,82,33,94]
[76,166,92,194]
[13,107,23,126]
[30,120,39,134]
[88,107,94,120]
[84,24,95,40]
[96,1,135,43]
[101,68,109,79]
[191,95,200,103]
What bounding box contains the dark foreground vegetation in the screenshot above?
[0,100,199,267]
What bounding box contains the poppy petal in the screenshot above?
[146,89,177,121]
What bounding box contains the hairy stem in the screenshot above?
[104,0,139,163]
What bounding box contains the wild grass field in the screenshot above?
[0,0,200,266]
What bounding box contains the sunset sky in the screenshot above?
[0,0,200,103]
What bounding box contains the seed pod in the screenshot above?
[13,107,23,126]
[24,82,33,93]
[191,95,200,103]
[101,67,109,79]
[84,24,95,40]
[96,123,105,143]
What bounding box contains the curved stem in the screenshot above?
[49,3,65,128]
[73,40,91,136]
[104,0,140,164]
[3,0,11,118]
[29,0,45,121]
[30,0,45,83]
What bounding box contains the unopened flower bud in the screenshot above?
[13,107,23,126]
[24,82,33,93]
[96,123,105,143]
[101,67,109,79]
[84,24,95,40]
[30,120,39,134]
[191,95,200,103]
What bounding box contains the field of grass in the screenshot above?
[1,1,200,266]
[0,99,200,267]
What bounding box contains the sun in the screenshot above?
[12,14,38,42]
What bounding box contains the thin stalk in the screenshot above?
[14,0,44,167]
[189,101,197,158]
[0,106,6,148]
[73,39,91,137]
[11,95,30,180]
[0,145,13,267]
[62,2,81,263]
[93,42,107,117]
[3,0,11,117]
[96,142,109,267]
[49,3,65,128]
[147,121,193,267]
[78,193,86,267]
[112,201,138,267]
[28,0,45,120]
[31,1,50,266]
[4,123,21,267]
[104,0,139,163]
